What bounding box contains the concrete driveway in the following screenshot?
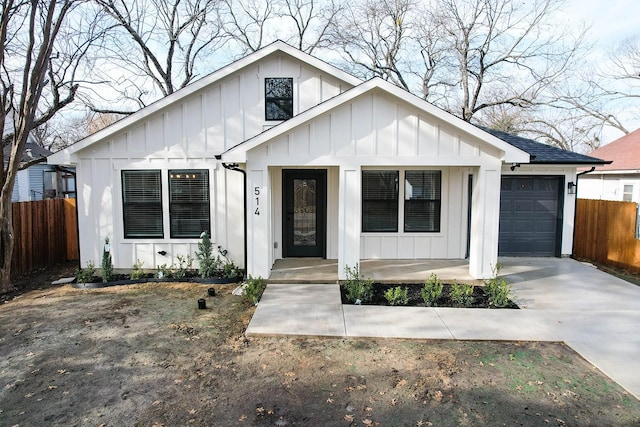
[246,257,640,400]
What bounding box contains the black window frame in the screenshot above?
[122,170,164,239]
[404,170,441,233]
[168,169,211,238]
[265,77,293,121]
[362,170,399,232]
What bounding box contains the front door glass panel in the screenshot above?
[293,179,317,246]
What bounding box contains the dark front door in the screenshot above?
[283,169,327,257]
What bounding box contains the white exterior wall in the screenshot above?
[501,165,577,256]
[72,53,352,270]
[578,173,640,203]
[245,90,507,279]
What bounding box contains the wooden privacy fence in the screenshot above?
[11,198,79,278]
[573,199,640,273]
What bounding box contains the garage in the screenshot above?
[498,176,564,256]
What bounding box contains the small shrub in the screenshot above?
[156,263,172,279]
[485,278,512,307]
[130,259,145,279]
[76,260,95,283]
[243,275,266,304]
[343,264,374,304]
[223,261,241,279]
[101,238,114,283]
[384,286,409,306]
[174,255,194,279]
[485,264,512,307]
[450,282,475,307]
[421,273,443,306]
[196,231,221,278]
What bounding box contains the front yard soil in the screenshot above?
[1,271,638,426]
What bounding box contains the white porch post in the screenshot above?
[338,165,361,280]
[247,168,272,279]
[469,162,501,279]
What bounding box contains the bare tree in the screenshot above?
[89,0,226,112]
[330,0,414,90]
[221,0,275,53]
[277,0,345,54]
[0,0,96,291]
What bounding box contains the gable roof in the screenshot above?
[480,127,608,166]
[585,128,640,171]
[3,141,52,164]
[48,40,361,164]
[220,77,530,163]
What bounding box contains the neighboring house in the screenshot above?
[578,129,640,202]
[47,41,605,280]
[3,139,75,202]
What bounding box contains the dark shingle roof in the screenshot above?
[3,141,52,164]
[479,127,608,165]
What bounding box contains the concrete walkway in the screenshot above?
[246,257,640,400]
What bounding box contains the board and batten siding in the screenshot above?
[72,54,352,270]
[245,89,505,278]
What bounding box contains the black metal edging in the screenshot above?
[216,157,248,280]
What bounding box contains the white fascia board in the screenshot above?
[221,77,531,163]
[588,169,640,175]
[48,41,361,165]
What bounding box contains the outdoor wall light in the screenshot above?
[157,250,167,256]
[567,181,576,194]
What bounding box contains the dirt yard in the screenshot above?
[1,270,639,426]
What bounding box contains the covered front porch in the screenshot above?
[268,258,482,284]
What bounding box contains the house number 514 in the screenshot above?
[254,187,260,215]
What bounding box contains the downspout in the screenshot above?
[216,157,247,280]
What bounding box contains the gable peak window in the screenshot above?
[265,77,293,120]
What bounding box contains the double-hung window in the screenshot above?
[169,170,210,238]
[404,170,441,232]
[265,77,293,120]
[362,169,442,233]
[362,170,399,232]
[122,170,163,238]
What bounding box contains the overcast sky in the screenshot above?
[564,0,638,47]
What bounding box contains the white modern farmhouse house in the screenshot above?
[48,41,605,280]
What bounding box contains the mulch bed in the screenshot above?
[340,282,519,308]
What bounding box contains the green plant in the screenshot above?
[485,264,512,308]
[243,275,266,304]
[343,264,374,304]
[450,282,475,307]
[156,263,172,279]
[76,260,95,283]
[130,259,145,279]
[421,273,443,306]
[195,231,221,278]
[384,286,409,306]
[223,261,241,279]
[101,238,114,283]
[174,255,194,279]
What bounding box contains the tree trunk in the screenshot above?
[0,195,15,292]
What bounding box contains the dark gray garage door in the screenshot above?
[498,176,563,256]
